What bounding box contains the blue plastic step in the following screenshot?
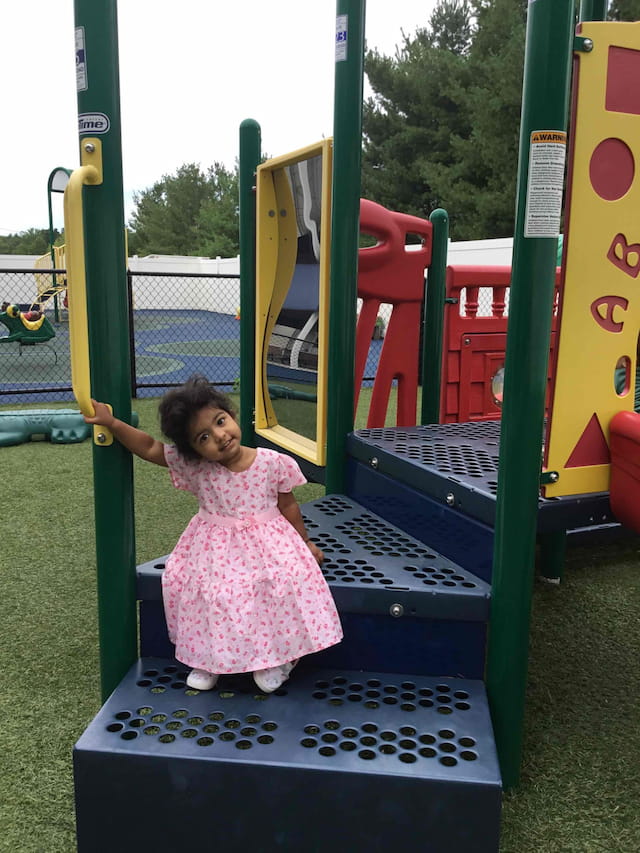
[347,422,614,532]
[74,657,502,852]
[136,495,491,676]
[138,495,490,620]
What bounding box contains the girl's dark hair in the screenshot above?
[158,374,236,459]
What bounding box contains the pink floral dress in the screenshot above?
[162,446,343,674]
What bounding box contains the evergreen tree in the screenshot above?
[608,0,640,19]
[362,1,473,222]
[128,162,240,257]
[0,228,55,255]
[362,0,528,239]
[128,163,212,256]
[195,163,239,258]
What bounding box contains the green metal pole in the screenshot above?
[74,0,136,701]
[239,119,261,444]
[485,0,574,790]
[579,0,609,21]
[421,208,449,424]
[325,0,366,494]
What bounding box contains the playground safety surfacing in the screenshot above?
[0,309,382,404]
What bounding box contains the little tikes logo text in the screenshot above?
[78,113,110,134]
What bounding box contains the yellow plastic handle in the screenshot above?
[63,139,111,445]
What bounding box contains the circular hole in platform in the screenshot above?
[399,752,417,764]
[197,737,214,747]
[440,755,458,767]
[319,746,336,757]
[257,735,274,745]
[460,751,478,761]
[358,749,376,760]
[241,727,257,737]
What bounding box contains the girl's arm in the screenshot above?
[278,491,323,565]
[84,400,168,467]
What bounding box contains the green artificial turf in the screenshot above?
[1,394,639,851]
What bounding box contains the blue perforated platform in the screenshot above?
[137,495,491,622]
[74,657,501,852]
[348,422,615,532]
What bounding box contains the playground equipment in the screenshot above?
[355,198,432,427]
[0,408,138,447]
[0,303,56,345]
[0,409,91,446]
[59,1,639,851]
[33,245,68,312]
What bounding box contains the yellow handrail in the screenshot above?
[63,138,111,444]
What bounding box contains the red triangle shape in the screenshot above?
[565,413,611,468]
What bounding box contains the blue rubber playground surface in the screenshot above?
[0,309,383,406]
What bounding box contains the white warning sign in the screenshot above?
[76,27,88,92]
[336,15,348,62]
[524,130,566,238]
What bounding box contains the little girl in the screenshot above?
[85,374,342,693]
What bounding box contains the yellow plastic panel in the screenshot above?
[545,23,640,497]
[255,139,332,466]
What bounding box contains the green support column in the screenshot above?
[579,0,609,21]
[74,0,136,701]
[421,208,449,425]
[485,0,574,789]
[325,0,366,494]
[239,119,261,443]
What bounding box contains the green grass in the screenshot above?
[1,394,639,851]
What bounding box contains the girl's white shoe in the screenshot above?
[186,668,219,691]
[253,660,298,693]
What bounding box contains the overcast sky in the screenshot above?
[1,1,438,236]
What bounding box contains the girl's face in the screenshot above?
[188,405,242,465]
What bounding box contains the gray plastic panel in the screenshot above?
[137,496,491,622]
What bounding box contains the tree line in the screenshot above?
[3,0,639,255]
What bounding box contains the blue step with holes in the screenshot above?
[74,657,502,852]
[136,495,491,677]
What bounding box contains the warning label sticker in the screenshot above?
[524,130,567,238]
[336,15,348,62]
[75,27,88,92]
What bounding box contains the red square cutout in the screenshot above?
[606,46,640,115]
